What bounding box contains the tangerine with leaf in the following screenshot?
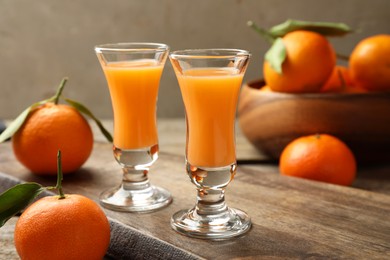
[11,151,111,260]
[248,20,352,93]
[0,77,112,175]
[12,102,93,175]
[264,30,336,93]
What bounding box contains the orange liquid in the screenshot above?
[177,68,243,167]
[102,60,163,149]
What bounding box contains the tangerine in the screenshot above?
[321,65,367,93]
[264,30,336,93]
[14,194,111,260]
[321,66,353,92]
[12,103,93,175]
[279,134,356,186]
[349,34,390,91]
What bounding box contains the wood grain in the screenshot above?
[0,142,389,259]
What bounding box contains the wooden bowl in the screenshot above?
[238,79,390,164]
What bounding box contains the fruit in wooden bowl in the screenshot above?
[237,79,390,164]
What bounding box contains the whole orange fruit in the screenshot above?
[264,30,336,93]
[279,134,356,186]
[12,103,93,175]
[349,34,390,91]
[14,194,111,260]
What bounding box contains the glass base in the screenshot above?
[100,184,172,213]
[171,207,251,240]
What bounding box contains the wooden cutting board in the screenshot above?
[0,142,389,259]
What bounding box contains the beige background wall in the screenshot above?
[0,0,389,119]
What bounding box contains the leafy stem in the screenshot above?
[55,151,65,199]
[65,98,113,143]
[53,77,68,105]
[0,150,66,227]
[0,77,112,143]
[247,21,275,45]
[265,37,286,74]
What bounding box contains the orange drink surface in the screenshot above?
[177,68,244,167]
[102,60,163,150]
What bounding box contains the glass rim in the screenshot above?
[169,48,250,59]
[94,42,169,54]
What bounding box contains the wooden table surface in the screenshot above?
[1,119,390,259]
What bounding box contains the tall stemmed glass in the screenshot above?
[170,49,251,239]
[95,43,172,212]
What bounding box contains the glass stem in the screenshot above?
[121,167,151,191]
[195,188,228,216]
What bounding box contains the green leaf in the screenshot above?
[0,183,44,227]
[247,20,276,44]
[0,99,52,143]
[0,78,70,143]
[269,19,353,38]
[265,37,286,74]
[65,98,113,143]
